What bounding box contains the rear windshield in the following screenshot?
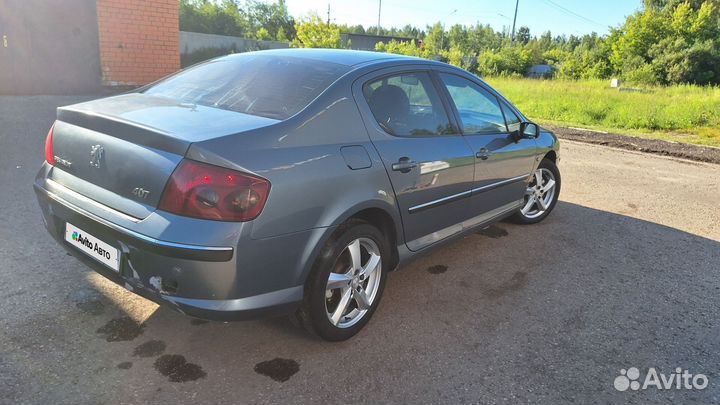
[144,55,349,120]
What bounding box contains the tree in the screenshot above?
[276,26,288,42]
[291,15,342,48]
[423,23,447,55]
[180,0,251,37]
[180,0,720,85]
[516,26,531,45]
[256,27,272,41]
[476,46,531,76]
[246,0,295,41]
[611,0,720,84]
[447,24,469,52]
[375,40,432,58]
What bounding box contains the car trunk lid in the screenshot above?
[50,93,279,219]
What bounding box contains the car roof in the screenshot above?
[225,48,425,67]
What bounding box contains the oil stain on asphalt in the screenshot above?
[476,225,509,238]
[133,340,166,358]
[254,358,300,382]
[68,287,105,315]
[426,265,448,274]
[96,317,145,342]
[117,362,133,370]
[484,271,528,298]
[154,354,206,382]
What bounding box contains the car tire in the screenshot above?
[295,219,388,341]
[511,158,561,224]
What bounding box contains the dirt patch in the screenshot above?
[547,125,720,165]
[254,358,300,382]
[96,317,145,342]
[133,340,166,358]
[154,355,206,382]
[426,265,448,274]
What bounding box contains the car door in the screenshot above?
[436,72,538,221]
[353,69,475,251]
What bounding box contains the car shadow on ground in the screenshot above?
[4,200,719,404]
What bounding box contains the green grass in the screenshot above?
[484,78,720,148]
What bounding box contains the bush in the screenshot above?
[476,47,531,77]
[375,40,432,58]
[291,16,342,48]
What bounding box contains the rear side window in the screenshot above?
[144,55,348,120]
[363,72,455,136]
[439,73,507,134]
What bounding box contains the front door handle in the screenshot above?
[391,157,418,173]
[476,148,490,160]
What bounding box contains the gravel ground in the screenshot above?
[1,96,719,404]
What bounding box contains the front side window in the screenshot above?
[439,73,507,134]
[501,102,522,133]
[363,72,455,136]
[144,55,348,120]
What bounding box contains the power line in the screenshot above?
[541,0,606,28]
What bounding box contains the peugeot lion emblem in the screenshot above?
[89,145,104,169]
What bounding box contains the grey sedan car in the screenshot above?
[34,49,560,341]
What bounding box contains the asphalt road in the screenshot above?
[1,96,719,405]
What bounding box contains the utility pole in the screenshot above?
[511,0,519,43]
[327,3,330,26]
[377,0,382,34]
[440,9,458,50]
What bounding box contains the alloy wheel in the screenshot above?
[521,168,557,219]
[325,237,382,329]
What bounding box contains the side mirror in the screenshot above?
[512,122,539,142]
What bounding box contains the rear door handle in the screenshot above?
[476,148,490,160]
[392,157,418,173]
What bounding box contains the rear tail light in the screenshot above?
[45,122,55,165]
[158,159,271,222]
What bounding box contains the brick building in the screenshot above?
[0,0,180,94]
[96,0,179,87]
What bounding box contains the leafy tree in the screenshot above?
[246,0,295,41]
[516,26,531,44]
[276,26,288,42]
[476,46,531,76]
[180,0,250,37]
[256,27,272,41]
[292,15,342,48]
[447,24,469,52]
[375,40,432,58]
[179,0,720,85]
[423,23,447,55]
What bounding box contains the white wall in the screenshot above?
[180,31,289,55]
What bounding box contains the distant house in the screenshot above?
[527,64,555,79]
[341,33,418,51]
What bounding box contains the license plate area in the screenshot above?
[64,222,120,271]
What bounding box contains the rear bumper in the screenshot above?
[34,179,304,321]
[35,181,233,262]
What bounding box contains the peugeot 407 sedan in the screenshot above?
[35,49,560,341]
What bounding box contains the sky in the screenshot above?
[282,0,643,37]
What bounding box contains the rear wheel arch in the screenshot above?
[299,203,401,287]
[347,208,400,272]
